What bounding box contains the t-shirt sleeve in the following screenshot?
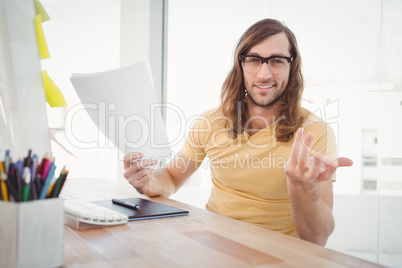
[181,113,213,163]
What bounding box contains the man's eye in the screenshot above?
[246,57,260,63]
[271,58,286,64]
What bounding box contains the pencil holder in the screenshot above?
[0,198,64,268]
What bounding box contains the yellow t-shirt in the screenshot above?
[182,107,337,237]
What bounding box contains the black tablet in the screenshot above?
[90,198,189,221]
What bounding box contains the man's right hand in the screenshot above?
[123,152,158,194]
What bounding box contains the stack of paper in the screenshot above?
[70,62,171,162]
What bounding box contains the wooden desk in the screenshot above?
[61,178,382,267]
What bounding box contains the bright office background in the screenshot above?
[40,0,401,267]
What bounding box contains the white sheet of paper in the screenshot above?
[70,62,171,162]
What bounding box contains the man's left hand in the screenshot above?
[285,128,353,184]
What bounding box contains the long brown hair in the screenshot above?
[219,18,304,142]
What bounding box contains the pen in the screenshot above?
[4,150,10,173]
[22,164,31,201]
[112,198,140,210]
[36,153,50,181]
[22,150,32,202]
[40,157,51,180]
[55,168,68,197]
[39,162,56,199]
[0,162,8,201]
[29,154,38,200]
[46,173,59,197]
[50,166,66,198]
[35,176,43,198]
[15,160,23,201]
[6,166,19,201]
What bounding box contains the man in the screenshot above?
[123,19,353,246]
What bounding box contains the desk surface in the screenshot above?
[61,177,382,267]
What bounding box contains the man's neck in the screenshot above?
[245,103,280,135]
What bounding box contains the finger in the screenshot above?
[123,167,138,181]
[319,157,339,168]
[131,158,158,171]
[298,131,314,168]
[319,157,353,168]
[313,157,353,182]
[123,160,153,179]
[125,168,153,190]
[337,157,353,167]
[288,128,303,168]
[130,167,155,182]
[300,131,314,159]
[317,157,353,182]
[123,152,143,169]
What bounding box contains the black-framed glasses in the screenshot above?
[239,55,293,74]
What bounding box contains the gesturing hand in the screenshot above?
[285,128,353,184]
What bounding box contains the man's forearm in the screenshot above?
[287,179,335,246]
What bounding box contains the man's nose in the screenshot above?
[258,62,273,80]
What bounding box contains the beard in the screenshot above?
[246,86,287,108]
